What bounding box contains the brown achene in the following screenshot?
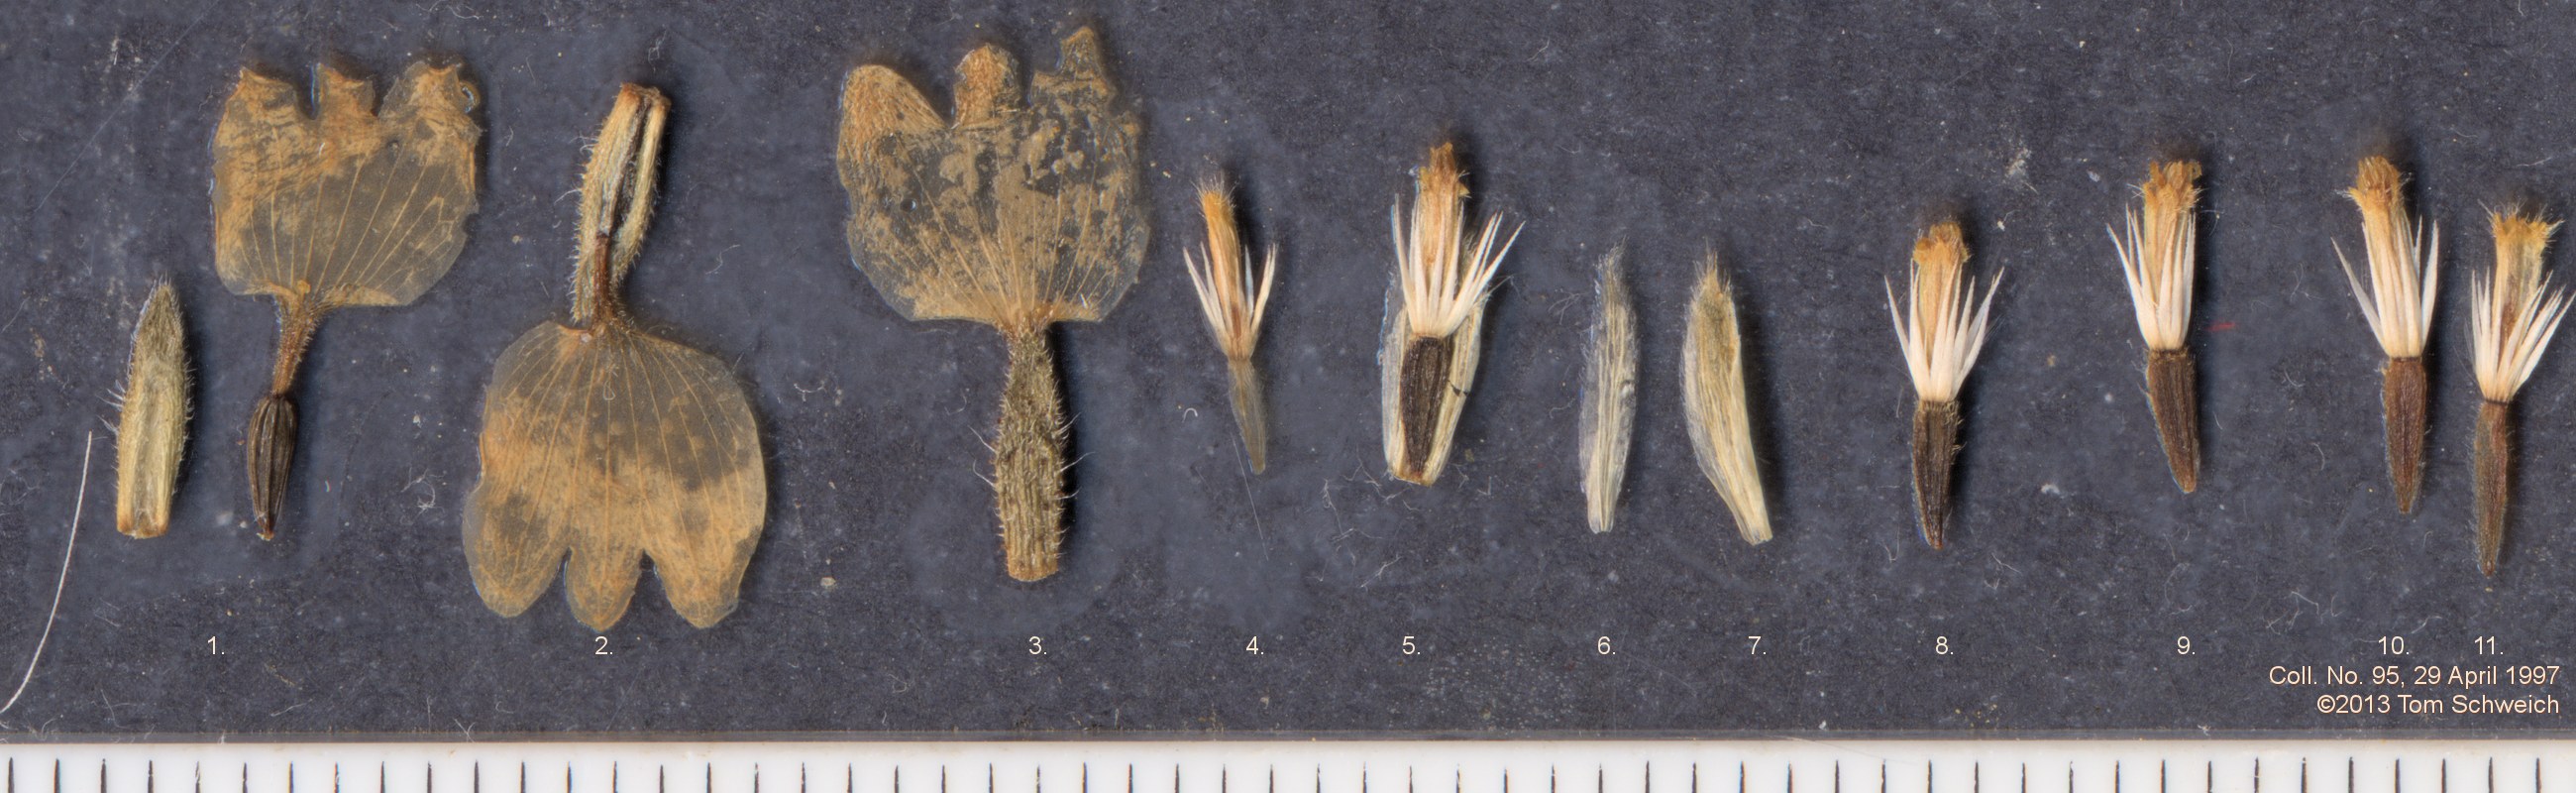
[462,85,767,630]
[837,29,1147,582]
[211,59,481,538]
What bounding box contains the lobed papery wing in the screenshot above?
[212,61,480,308]
[464,324,767,630]
[836,29,1145,326]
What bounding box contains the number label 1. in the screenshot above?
[206,636,219,656]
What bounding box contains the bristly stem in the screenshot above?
[2473,398,2513,576]
[997,325,1067,581]
[246,295,327,539]
[1911,398,1962,550]
[2382,356,2427,512]
[2146,348,2200,493]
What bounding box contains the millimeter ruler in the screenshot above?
[0,739,2566,793]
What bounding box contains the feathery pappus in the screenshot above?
[1887,220,1999,550]
[2333,157,2439,512]
[1381,142,1519,486]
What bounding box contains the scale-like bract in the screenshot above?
[115,283,188,539]
[464,85,766,630]
[1682,263,1771,544]
[1576,249,1635,533]
[211,59,480,538]
[838,29,1146,581]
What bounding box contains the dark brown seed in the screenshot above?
[1910,398,1963,550]
[1395,334,1458,483]
[245,395,295,540]
[2382,355,2428,513]
[2473,398,2513,576]
[997,326,1069,582]
[2145,348,2200,493]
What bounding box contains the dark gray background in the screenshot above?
[0,0,2569,736]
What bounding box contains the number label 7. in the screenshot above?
[1747,635,1763,655]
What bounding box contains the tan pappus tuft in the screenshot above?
[1576,248,1636,533]
[2107,159,2204,493]
[1680,260,1770,544]
[1181,175,1277,472]
[1382,142,1519,486]
[2335,157,2441,512]
[2477,210,2562,389]
[114,283,189,539]
[1887,220,1997,549]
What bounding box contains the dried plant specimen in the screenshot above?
[1576,248,1636,532]
[463,85,767,630]
[1887,221,1999,550]
[1681,259,1771,544]
[839,29,1146,581]
[2466,210,2569,576]
[114,283,188,539]
[1182,177,1277,472]
[2334,157,2439,512]
[211,59,481,538]
[1381,142,1520,486]
[2107,161,2203,493]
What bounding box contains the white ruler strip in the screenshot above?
[0,739,2562,793]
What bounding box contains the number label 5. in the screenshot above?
[1401,635,1418,655]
